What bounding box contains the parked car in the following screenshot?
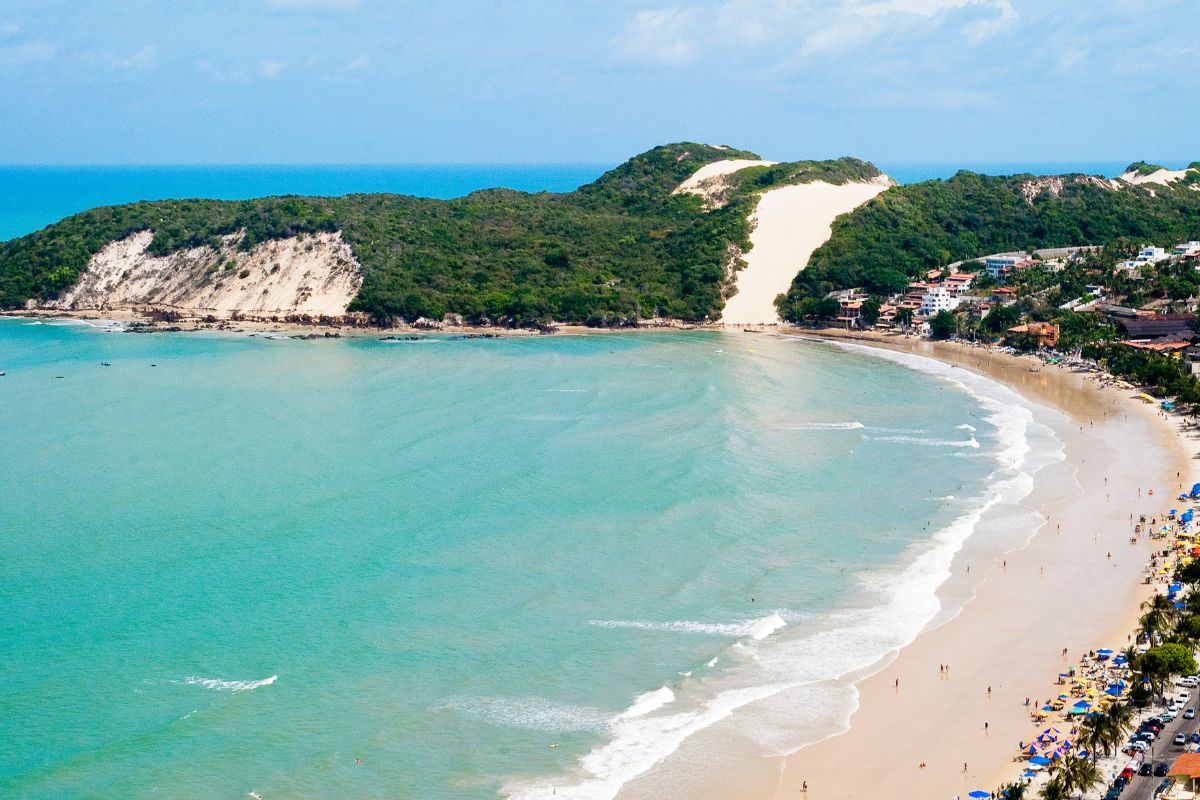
[1156,761,1171,776]
[1186,708,1196,719]
[1179,690,1192,702]
[1163,709,1178,721]
[1175,732,1188,745]
[1140,761,1154,775]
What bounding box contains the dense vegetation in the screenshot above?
[0,143,879,326]
[777,171,1200,320]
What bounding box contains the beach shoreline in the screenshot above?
[756,329,1195,800]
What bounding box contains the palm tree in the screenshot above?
[1040,774,1068,800]
[1141,593,1180,640]
[1000,781,1026,799]
[1076,714,1105,762]
[1055,755,1102,798]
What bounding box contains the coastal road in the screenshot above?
[1118,701,1196,800]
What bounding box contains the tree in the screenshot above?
[929,310,956,339]
[1140,594,1181,642]
[896,307,914,330]
[812,296,841,321]
[1055,755,1101,797]
[859,297,881,327]
[1039,774,1068,800]
[1000,781,1025,799]
[1140,643,1198,695]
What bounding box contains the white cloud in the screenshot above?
[114,46,157,70]
[340,53,370,73]
[0,39,56,67]
[264,0,360,9]
[613,7,701,65]
[259,59,288,78]
[614,0,1018,63]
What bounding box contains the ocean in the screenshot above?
[0,162,1074,798]
[0,320,1065,799]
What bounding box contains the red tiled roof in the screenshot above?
[1170,752,1200,778]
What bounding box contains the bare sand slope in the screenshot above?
[47,230,362,317]
[673,159,777,208]
[720,177,893,325]
[1119,167,1193,187]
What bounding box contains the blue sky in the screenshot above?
[1,0,1195,164]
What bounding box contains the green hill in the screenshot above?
[0,144,880,326]
[777,169,1200,321]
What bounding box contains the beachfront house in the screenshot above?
[1163,752,1200,798]
[1174,241,1200,257]
[918,286,962,316]
[1006,322,1060,349]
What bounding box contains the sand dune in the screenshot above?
[673,159,777,208]
[1119,167,1190,186]
[720,176,893,325]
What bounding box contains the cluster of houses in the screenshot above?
[1116,241,1200,276]
[823,240,1200,364]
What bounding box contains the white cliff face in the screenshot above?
[46,229,363,317]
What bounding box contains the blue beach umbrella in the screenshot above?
[969,792,990,799]
[1097,648,1113,656]
[1113,656,1128,665]
[1176,602,1187,609]
[1042,705,1055,711]
[1074,701,1091,708]
[1030,756,1052,765]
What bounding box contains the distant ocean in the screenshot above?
[0,160,1137,242]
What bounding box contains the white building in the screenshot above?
[1134,245,1170,264]
[1175,241,1200,256]
[983,254,1026,278]
[919,286,962,316]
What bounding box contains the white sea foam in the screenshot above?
[184,675,277,692]
[870,435,980,448]
[547,389,587,393]
[780,421,863,430]
[444,696,611,734]
[505,340,1067,800]
[589,613,788,640]
[615,687,675,720]
[957,423,977,431]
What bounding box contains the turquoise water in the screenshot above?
[0,320,1057,799]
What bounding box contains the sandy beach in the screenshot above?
[763,331,1194,800]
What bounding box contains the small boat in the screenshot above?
[248,793,264,800]
[101,361,111,367]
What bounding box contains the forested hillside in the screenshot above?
[777,167,1200,320]
[0,144,880,326]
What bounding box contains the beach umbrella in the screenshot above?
[1097,648,1113,656]
[968,792,990,799]
[1113,656,1128,665]
[1105,687,1121,696]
